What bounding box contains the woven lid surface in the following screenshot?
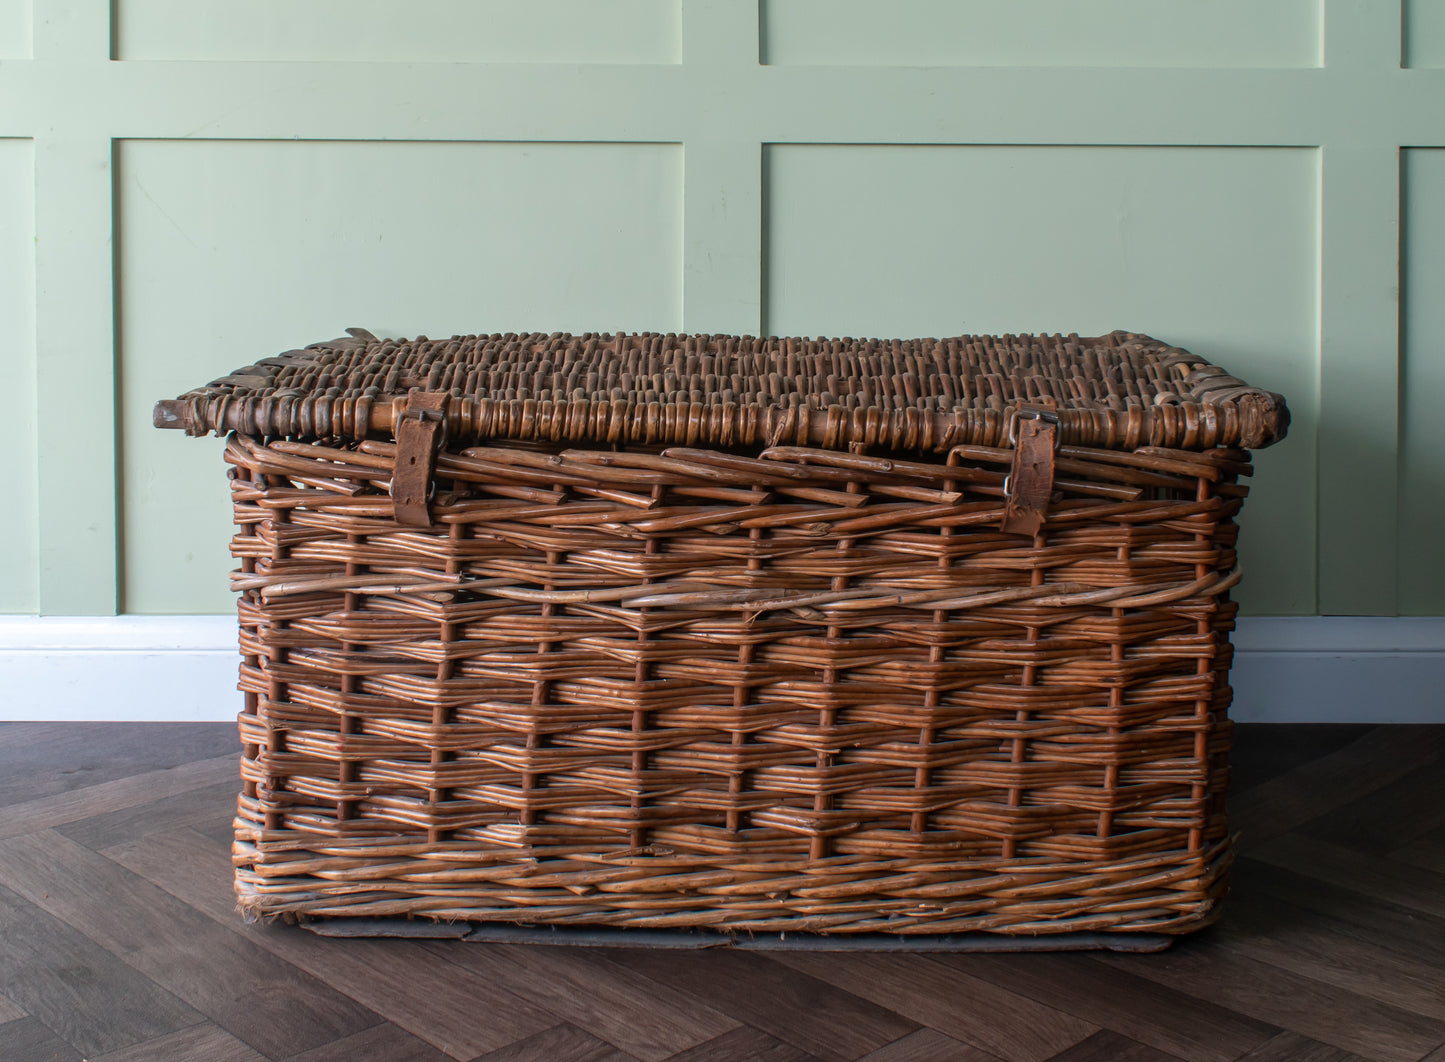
[154,328,1288,452]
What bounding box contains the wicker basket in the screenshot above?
[155,328,1287,938]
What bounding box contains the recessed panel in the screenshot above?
[121,139,682,614]
[0,141,36,613]
[1401,150,1445,614]
[0,0,26,58]
[116,0,679,62]
[762,0,1320,67]
[1405,0,1445,67]
[0,0,25,58]
[765,144,1319,615]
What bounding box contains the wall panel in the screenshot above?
[0,0,26,58]
[0,140,37,612]
[1400,149,1445,614]
[764,144,1319,615]
[1404,0,1445,68]
[115,0,680,63]
[119,139,683,614]
[761,0,1320,68]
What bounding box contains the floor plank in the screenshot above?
[0,830,381,1059]
[774,951,1095,1062]
[282,1022,457,1062]
[1099,938,1445,1062]
[856,1028,1003,1062]
[1229,857,1445,969]
[0,993,26,1023]
[601,948,917,1062]
[0,754,240,841]
[1235,1031,1382,1062]
[660,1026,824,1062]
[930,953,1278,1062]
[1249,834,1445,921]
[56,780,239,851]
[426,941,737,1062]
[1042,1029,1187,1062]
[1226,725,1368,793]
[90,1023,270,1062]
[470,1023,640,1062]
[0,1016,84,1062]
[0,722,235,808]
[1229,726,1445,851]
[99,826,243,924]
[0,882,203,1058]
[1218,890,1445,1020]
[1389,831,1445,876]
[1297,757,1445,857]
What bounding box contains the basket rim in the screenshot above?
[153,328,1289,453]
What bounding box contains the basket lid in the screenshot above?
[153,328,1288,452]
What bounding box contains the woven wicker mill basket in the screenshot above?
[155,328,1288,941]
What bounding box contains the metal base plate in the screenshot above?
[300,918,1176,953]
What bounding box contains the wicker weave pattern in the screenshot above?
[158,330,1289,452]
[228,431,1245,933]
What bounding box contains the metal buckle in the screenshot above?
[397,404,449,450]
[1008,408,1061,448]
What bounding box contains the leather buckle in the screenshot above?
[1001,407,1059,537]
[392,392,449,528]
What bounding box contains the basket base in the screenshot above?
[299,918,1177,953]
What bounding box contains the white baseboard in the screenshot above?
[0,617,239,722]
[1227,617,1445,723]
[1,615,1441,724]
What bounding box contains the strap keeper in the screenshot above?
[1001,407,1059,537]
[392,391,449,528]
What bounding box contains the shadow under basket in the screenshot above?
[155,328,1288,945]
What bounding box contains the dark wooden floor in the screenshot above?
[1,723,1443,1062]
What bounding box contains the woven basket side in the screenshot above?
[227,434,1244,933]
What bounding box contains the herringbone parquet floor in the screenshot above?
[1,722,1442,1062]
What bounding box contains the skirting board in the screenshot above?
[0,615,1441,723]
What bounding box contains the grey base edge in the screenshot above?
[299,919,1176,953]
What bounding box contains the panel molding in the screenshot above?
[760,0,1323,69]
[113,0,682,64]
[33,135,117,615]
[1317,143,1400,614]
[1405,0,1445,69]
[3,616,1439,722]
[0,137,38,613]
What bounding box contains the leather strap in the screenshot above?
[392,391,448,528]
[1001,410,1058,537]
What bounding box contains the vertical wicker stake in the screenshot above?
[233,460,262,817]
[912,450,958,837]
[337,532,361,826]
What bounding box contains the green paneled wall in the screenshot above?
[1,0,1441,618]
